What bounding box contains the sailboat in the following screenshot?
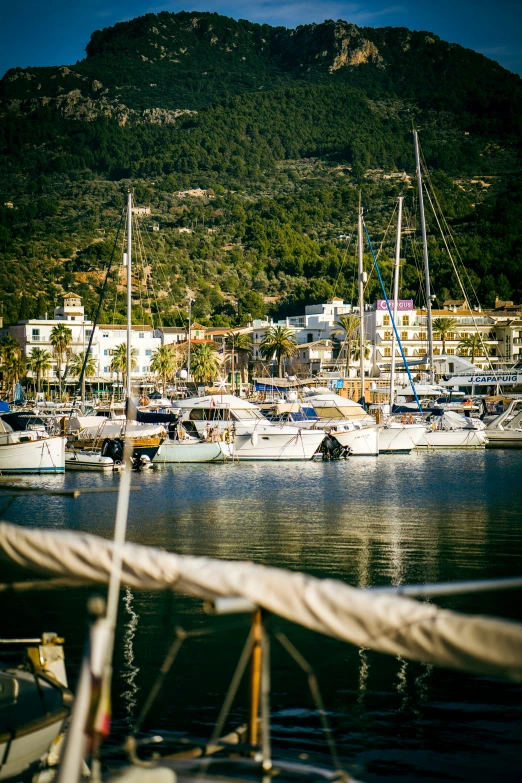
[0,521,521,782]
[410,130,486,450]
[64,193,165,468]
[0,633,70,780]
[0,411,66,473]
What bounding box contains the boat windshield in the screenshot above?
[186,405,265,422]
[230,408,265,420]
[313,405,348,420]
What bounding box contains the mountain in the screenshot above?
[0,11,521,328]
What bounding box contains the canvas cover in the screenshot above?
[0,522,521,681]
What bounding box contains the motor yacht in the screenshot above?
[172,395,325,460]
[485,398,522,448]
[417,410,487,449]
[303,393,380,456]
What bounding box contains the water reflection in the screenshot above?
[1,452,521,781]
[121,587,140,727]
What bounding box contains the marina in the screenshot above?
[1,8,522,781]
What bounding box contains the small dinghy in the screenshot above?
[65,449,122,471]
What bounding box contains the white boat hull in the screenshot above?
[186,421,324,460]
[153,441,233,463]
[0,715,66,781]
[331,426,379,456]
[65,451,121,471]
[232,429,324,460]
[417,430,486,449]
[485,430,522,449]
[0,436,66,473]
[379,425,427,454]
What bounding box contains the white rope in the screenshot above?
[423,184,495,372]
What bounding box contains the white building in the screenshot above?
[93,324,161,381]
[367,299,499,375]
[276,298,354,344]
[6,294,94,382]
[4,294,163,384]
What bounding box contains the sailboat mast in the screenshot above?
[358,200,365,402]
[389,196,404,407]
[413,130,435,384]
[187,297,193,384]
[126,191,133,401]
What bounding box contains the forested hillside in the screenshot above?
[0,10,521,327]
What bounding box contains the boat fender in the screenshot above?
[250,431,258,447]
[139,396,150,406]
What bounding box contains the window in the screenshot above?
[384,347,391,357]
[307,333,313,343]
[402,315,410,326]
[447,349,455,355]
[434,348,440,355]
[85,330,92,339]
[449,363,454,373]
[71,316,76,321]
[104,349,108,356]
[403,348,408,356]
[384,331,392,341]
[401,331,408,341]
[31,328,40,341]
[138,332,145,339]
[104,366,109,372]
[142,366,147,373]
[418,332,427,340]
[145,349,152,357]
[383,315,390,326]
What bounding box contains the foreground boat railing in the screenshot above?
[366,575,522,597]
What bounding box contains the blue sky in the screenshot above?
[1,1,521,78]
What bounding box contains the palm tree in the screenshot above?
[69,351,97,380]
[50,324,73,398]
[333,314,360,378]
[458,334,483,365]
[110,343,138,392]
[351,334,371,362]
[0,335,21,363]
[225,332,253,391]
[190,343,219,384]
[3,354,26,400]
[27,347,52,393]
[433,317,457,354]
[150,345,177,394]
[259,326,297,377]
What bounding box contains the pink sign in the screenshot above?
[376,299,413,311]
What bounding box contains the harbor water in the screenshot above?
[1,450,521,781]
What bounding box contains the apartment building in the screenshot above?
[3,295,162,383]
[94,324,161,380]
[368,300,499,373]
[5,294,95,375]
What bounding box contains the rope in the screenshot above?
[363,222,422,412]
[422,185,495,372]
